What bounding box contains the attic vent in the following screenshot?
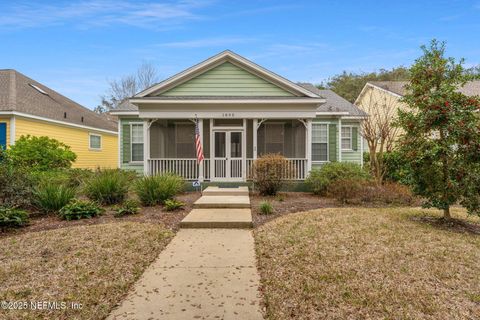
[29,83,48,95]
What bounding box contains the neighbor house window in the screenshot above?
[131,123,144,162]
[312,123,328,161]
[341,126,352,150]
[89,134,102,150]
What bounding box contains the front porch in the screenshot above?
[143,118,312,181]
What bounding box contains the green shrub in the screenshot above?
[253,154,292,196]
[134,173,184,206]
[0,207,29,228]
[59,200,104,220]
[114,199,140,217]
[163,199,185,211]
[327,178,365,204]
[361,182,414,205]
[7,135,76,171]
[0,160,34,208]
[34,183,76,213]
[259,201,274,215]
[305,162,370,196]
[65,168,94,188]
[83,169,130,205]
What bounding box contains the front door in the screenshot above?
[213,130,243,181]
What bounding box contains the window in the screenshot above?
[312,123,328,161]
[341,126,352,150]
[89,134,101,150]
[131,124,144,162]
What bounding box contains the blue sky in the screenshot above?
[1,0,479,109]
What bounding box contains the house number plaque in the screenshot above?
[222,112,235,117]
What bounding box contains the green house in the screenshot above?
[110,50,367,182]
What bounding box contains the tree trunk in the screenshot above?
[443,206,451,220]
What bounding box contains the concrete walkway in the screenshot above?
[108,187,263,320]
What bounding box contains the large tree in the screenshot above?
[320,67,410,103]
[397,40,480,219]
[95,62,159,113]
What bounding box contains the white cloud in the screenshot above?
[158,36,255,48]
[0,0,211,29]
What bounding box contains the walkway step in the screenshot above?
[180,208,253,229]
[193,195,250,208]
[203,186,249,196]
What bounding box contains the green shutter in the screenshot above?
[329,124,337,162]
[352,127,358,151]
[122,124,130,163]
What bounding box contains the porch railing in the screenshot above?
[147,158,307,180]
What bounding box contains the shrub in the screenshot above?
[327,178,365,204]
[114,199,140,217]
[59,200,104,220]
[305,162,370,196]
[253,154,292,196]
[66,168,94,188]
[83,169,130,205]
[34,183,76,213]
[0,160,35,208]
[259,201,274,215]
[163,199,185,211]
[0,207,29,228]
[361,182,414,205]
[7,135,76,171]
[134,173,184,206]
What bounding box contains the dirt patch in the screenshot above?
[0,192,201,238]
[251,192,338,227]
[410,213,480,235]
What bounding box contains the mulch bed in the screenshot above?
[251,192,338,227]
[0,192,202,238]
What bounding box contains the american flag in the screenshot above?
[195,118,204,163]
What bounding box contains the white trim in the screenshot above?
[109,110,139,116]
[9,116,15,145]
[316,112,349,116]
[252,119,258,160]
[117,122,121,168]
[143,120,149,174]
[306,119,312,173]
[338,118,342,162]
[311,122,329,162]
[354,82,402,105]
[360,125,364,167]
[242,119,247,182]
[130,98,325,105]
[88,133,102,151]
[135,50,319,98]
[0,111,117,135]
[129,122,145,164]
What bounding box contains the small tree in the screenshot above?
[397,40,480,219]
[360,88,402,184]
[253,154,292,196]
[8,135,77,171]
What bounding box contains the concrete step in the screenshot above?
[194,195,250,209]
[203,186,249,196]
[180,209,253,229]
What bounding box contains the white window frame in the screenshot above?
[341,126,353,151]
[130,123,144,163]
[311,122,329,163]
[89,133,102,151]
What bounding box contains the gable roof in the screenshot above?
[136,50,319,98]
[298,83,367,117]
[0,69,117,132]
[366,80,480,97]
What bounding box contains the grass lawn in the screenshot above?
[255,207,480,319]
[0,222,174,320]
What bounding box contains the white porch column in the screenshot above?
[338,118,342,162]
[252,119,258,159]
[209,118,214,181]
[306,119,312,174]
[143,119,150,175]
[198,119,204,182]
[242,119,247,181]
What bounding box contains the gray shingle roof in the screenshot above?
[369,80,480,97]
[0,69,117,132]
[297,83,368,116]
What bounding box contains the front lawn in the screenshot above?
[255,207,480,319]
[0,222,173,320]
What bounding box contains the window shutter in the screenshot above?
[328,124,337,162]
[352,127,358,151]
[122,124,131,163]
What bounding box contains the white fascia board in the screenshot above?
[355,83,402,105]
[129,98,325,104]
[109,110,140,116]
[0,111,118,135]
[135,50,319,98]
[139,110,317,119]
[316,112,350,116]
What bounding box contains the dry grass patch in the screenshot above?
[255,207,480,319]
[0,222,174,320]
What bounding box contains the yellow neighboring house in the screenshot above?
[0,69,118,169]
[355,80,480,149]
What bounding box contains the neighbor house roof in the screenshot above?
[367,80,480,97]
[298,83,368,117]
[0,69,117,132]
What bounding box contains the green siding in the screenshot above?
[341,121,362,164]
[161,62,295,96]
[119,118,144,174]
[328,124,337,162]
